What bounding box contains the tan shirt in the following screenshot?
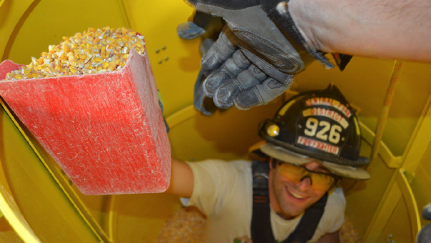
[187,159,346,243]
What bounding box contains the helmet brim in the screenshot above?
[259,143,370,180]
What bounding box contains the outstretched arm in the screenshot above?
[180,0,430,113]
[289,0,431,62]
[165,159,194,198]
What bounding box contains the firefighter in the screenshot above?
[166,84,370,242]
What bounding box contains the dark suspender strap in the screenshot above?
[284,193,328,243]
[251,160,328,243]
[251,160,276,243]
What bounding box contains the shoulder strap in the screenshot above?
[250,160,328,243]
[251,160,276,243]
[284,193,328,243]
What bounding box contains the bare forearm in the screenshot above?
[165,159,194,198]
[289,0,431,62]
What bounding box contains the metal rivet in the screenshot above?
[158,60,163,64]
[266,124,280,137]
[389,234,392,238]
[155,49,160,53]
[164,56,169,61]
[161,46,166,50]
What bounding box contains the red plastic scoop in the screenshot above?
[0,49,171,195]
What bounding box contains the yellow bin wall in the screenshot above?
[1,0,431,242]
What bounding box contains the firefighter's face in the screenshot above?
[268,159,330,219]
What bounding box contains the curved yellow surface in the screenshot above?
[0,0,34,60]
[120,0,201,116]
[0,180,40,243]
[0,0,430,242]
[362,169,421,243]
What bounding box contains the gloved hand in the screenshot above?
[177,10,224,42]
[183,0,334,110]
[417,203,431,243]
[178,11,224,115]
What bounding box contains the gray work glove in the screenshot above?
[417,203,431,243]
[178,11,224,115]
[184,0,334,110]
[177,11,224,42]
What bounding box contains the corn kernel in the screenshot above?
[101,46,106,56]
[69,59,77,67]
[37,58,44,65]
[69,66,77,73]
[31,57,38,65]
[107,37,115,44]
[59,53,68,61]
[4,26,145,81]
[63,44,70,53]
[48,45,56,53]
[102,62,109,69]
[117,39,124,47]
[14,74,23,80]
[34,65,42,71]
[93,57,102,63]
[107,62,117,71]
[55,63,62,71]
[23,67,32,74]
[78,60,85,68]
[79,53,87,60]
